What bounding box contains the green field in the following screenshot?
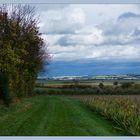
[1,79,140,136]
[0,95,125,136]
[36,79,140,87]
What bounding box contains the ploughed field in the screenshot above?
[0,95,127,136]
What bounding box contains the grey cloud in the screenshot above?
[100,12,140,35]
[55,35,83,46]
[35,4,68,12]
[118,12,140,21]
[98,12,140,46]
[131,27,140,36]
[55,36,72,46]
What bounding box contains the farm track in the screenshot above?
[0,96,124,136]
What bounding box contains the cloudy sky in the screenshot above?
[36,4,140,77]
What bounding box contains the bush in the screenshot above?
[121,82,133,89]
[113,81,118,86]
[98,82,104,89]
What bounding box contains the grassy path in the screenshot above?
[0,96,123,136]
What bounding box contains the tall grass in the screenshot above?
[69,95,140,136]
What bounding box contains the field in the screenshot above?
[36,79,140,87]
[1,2,140,137]
[68,95,140,135]
[0,96,124,136]
[0,79,139,136]
[35,79,140,96]
[34,79,140,136]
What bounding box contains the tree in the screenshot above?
[0,4,50,104]
[121,82,133,89]
[99,82,104,89]
[113,81,118,86]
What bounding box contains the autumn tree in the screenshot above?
[0,4,50,105]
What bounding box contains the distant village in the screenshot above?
[38,74,140,81]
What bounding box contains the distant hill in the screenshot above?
[38,60,140,78]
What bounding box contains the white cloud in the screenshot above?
[99,13,140,46]
[42,34,64,46]
[42,25,104,46]
[66,33,103,45]
[55,26,104,46]
[39,5,85,34]
[71,4,140,25]
[88,45,140,60]
[48,44,140,61]
[38,4,140,61]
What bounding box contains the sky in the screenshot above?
[35,4,140,77]
[2,0,140,4]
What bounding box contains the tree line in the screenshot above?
[0,5,50,105]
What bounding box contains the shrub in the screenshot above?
[121,82,133,89]
[113,81,118,86]
[99,82,104,89]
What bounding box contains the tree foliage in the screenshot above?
[0,4,50,104]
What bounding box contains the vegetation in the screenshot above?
[70,95,140,136]
[0,95,124,136]
[35,81,140,95]
[113,81,118,86]
[98,82,104,88]
[0,5,50,104]
[0,4,139,137]
[121,82,134,88]
[35,81,140,136]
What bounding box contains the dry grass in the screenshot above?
[68,95,140,135]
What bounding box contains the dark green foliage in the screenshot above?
[113,81,118,86]
[72,79,79,86]
[99,82,104,89]
[35,83,140,96]
[121,82,133,88]
[0,73,10,106]
[0,5,49,105]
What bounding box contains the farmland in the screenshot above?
[35,79,140,95]
[36,79,140,88]
[34,79,140,136]
[68,95,140,135]
[0,79,139,136]
[0,96,124,136]
[0,3,140,137]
